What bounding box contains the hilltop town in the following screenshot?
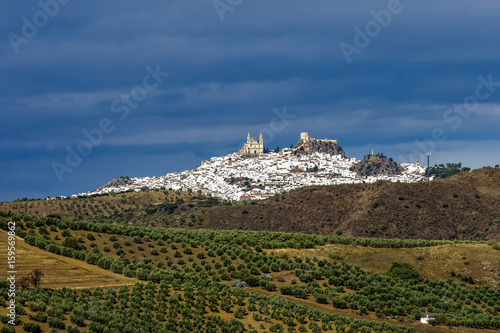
[73,133,426,201]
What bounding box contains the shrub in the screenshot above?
[442,202,449,208]
[261,274,272,281]
[246,276,259,287]
[1,325,15,333]
[23,323,42,333]
[48,317,65,329]
[264,282,277,292]
[328,251,343,260]
[232,280,247,288]
[86,233,95,241]
[386,262,421,281]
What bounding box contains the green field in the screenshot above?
[1,211,499,332]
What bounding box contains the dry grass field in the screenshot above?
[0,230,137,290]
[268,243,500,288]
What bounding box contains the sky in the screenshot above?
[1,0,499,201]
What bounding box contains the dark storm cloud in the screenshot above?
[1,0,499,200]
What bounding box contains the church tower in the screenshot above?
[239,132,264,156]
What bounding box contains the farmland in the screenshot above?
[1,211,499,332]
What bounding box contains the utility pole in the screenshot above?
[426,153,431,181]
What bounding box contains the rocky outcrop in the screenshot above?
[95,176,134,191]
[353,153,403,177]
[293,138,345,158]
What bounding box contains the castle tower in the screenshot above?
[247,132,251,143]
[259,133,263,144]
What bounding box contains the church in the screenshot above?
[239,133,263,155]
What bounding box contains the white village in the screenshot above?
[72,132,426,201]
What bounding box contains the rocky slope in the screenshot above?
[353,153,404,177]
[293,138,346,158]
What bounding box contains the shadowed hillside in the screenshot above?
[1,168,499,240]
[194,167,500,240]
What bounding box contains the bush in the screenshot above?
[86,233,95,241]
[232,280,247,288]
[429,314,452,326]
[386,262,421,281]
[246,276,260,287]
[1,325,15,333]
[23,323,42,333]
[261,274,272,281]
[442,202,449,208]
[264,282,277,292]
[48,317,65,329]
[328,251,343,260]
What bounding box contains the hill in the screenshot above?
[352,153,403,177]
[0,230,136,290]
[194,167,500,240]
[1,214,499,332]
[293,134,345,157]
[1,167,499,240]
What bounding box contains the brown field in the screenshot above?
[0,230,137,290]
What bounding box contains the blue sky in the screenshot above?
[1,0,499,201]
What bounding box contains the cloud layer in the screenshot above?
[1,0,499,200]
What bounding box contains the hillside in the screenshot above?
[1,214,499,332]
[353,153,403,177]
[194,167,500,240]
[1,167,499,240]
[0,230,137,289]
[293,135,346,157]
